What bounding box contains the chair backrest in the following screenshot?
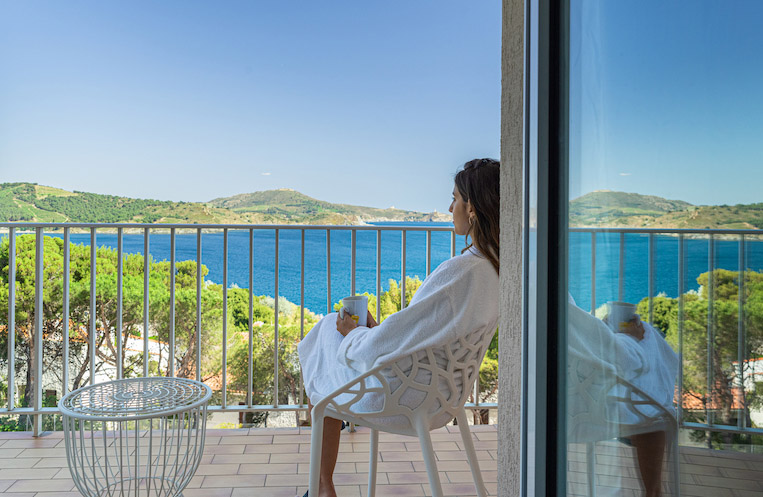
[567,347,675,444]
[323,326,497,434]
[567,347,622,443]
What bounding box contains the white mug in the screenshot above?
[606,301,637,332]
[339,296,368,326]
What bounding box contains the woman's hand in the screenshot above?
[336,310,379,336]
[336,310,358,336]
[366,311,378,328]
[620,317,645,341]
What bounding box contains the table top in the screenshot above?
[58,377,212,421]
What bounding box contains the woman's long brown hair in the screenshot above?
[454,158,500,273]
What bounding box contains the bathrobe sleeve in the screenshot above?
[335,254,499,373]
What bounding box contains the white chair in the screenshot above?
[567,347,680,497]
[308,328,495,497]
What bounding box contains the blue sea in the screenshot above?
[47,223,456,315]
[9,225,763,314]
[569,232,763,311]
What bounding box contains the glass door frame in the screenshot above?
[524,0,569,495]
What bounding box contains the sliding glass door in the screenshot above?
[527,1,763,495]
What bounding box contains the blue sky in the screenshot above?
[569,1,763,205]
[1,1,761,213]
[0,1,501,213]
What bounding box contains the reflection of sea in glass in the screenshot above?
[568,232,763,312]
[559,0,763,493]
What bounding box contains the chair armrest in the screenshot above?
[612,374,677,425]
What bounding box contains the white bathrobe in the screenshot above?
[298,248,499,429]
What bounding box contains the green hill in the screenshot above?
[0,182,256,224]
[7,183,754,229]
[644,203,763,230]
[0,183,449,225]
[569,190,692,226]
[569,190,763,229]
[209,188,450,224]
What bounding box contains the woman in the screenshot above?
[297,158,500,497]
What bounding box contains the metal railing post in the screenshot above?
[116,228,123,379]
[677,234,685,427]
[89,228,97,385]
[426,230,432,276]
[7,227,15,412]
[169,228,176,377]
[351,229,356,296]
[648,233,655,324]
[196,229,202,382]
[299,229,305,408]
[33,228,44,436]
[248,229,254,409]
[143,228,150,377]
[401,230,407,309]
[590,232,596,314]
[326,230,332,314]
[376,230,381,324]
[62,227,70,395]
[274,228,280,408]
[222,229,228,408]
[738,235,746,431]
[707,235,716,432]
[618,232,625,301]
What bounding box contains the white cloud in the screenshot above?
[262,172,272,176]
[619,172,632,176]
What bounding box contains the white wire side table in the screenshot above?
[59,377,212,497]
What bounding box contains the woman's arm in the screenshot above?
[336,258,498,372]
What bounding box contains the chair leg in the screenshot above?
[415,416,444,497]
[368,428,379,497]
[586,442,596,497]
[455,410,487,497]
[308,406,325,497]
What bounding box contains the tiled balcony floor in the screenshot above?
[0,425,761,496]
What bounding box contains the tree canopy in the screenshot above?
[638,269,763,446]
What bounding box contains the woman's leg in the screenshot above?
[630,431,666,497]
[308,402,342,497]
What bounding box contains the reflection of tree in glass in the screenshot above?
[640,269,763,447]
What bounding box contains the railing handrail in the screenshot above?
[570,226,762,235]
[0,222,456,231]
[7,223,760,235]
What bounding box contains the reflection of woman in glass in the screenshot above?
[568,298,678,497]
[298,158,500,497]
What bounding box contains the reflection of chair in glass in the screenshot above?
[568,348,679,497]
[308,328,494,497]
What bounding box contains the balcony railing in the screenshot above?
[4,222,760,443]
[572,227,763,442]
[0,222,498,435]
